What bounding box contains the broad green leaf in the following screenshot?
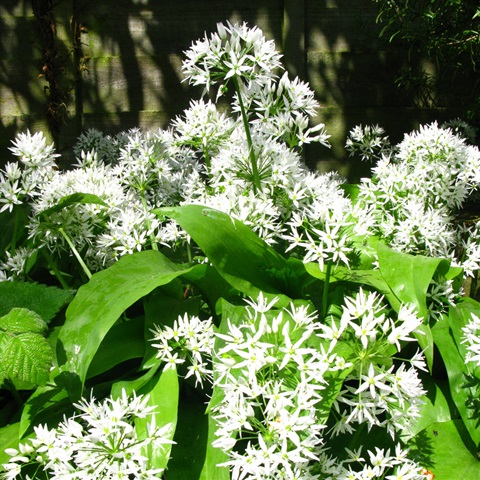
[410,420,480,479]
[87,318,146,379]
[0,282,73,321]
[111,360,162,399]
[167,387,210,479]
[199,407,230,480]
[19,385,70,437]
[155,205,292,307]
[0,423,20,465]
[0,308,47,334]
[376,241,450,319]
[376,242,452,370]
[305,262,391,297]
[408,376,452,438]
[2,332,53,387]
[433,310,480,447]
[57,250,193,398]
[38,192,108,218]
[135,367,179,471]
[181,263,237,313]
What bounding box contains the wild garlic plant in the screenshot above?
[346,121,480,318]
[207,292,427,479]
[0,21,336,286]
[2,21,480,480]
[1,390,174,480]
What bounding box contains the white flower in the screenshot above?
[461,313,480,366]
[2,390,173,479]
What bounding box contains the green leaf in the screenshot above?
[0,282,73,321]
[0,423,20,465]
[56,250,192,398]
[376,242,452,371]
[87,318,146,379]
[432,308,480,447]
[1,332,53,387]
[305,262,391,297]
[135,367,179,471]
[38,192,108,218]
[199,408,230,480]
[409,376,452,438]
[155,205,292,307]
[376,241,450,319]
[181,263,237,313]
[0,308,48,334]
[167,388,210,479]
[410,420,480,478]
[111,360,162,399]
[19,385,70,437]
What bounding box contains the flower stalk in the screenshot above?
[233,75,261,194]
[58,227,92,280]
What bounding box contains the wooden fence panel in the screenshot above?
[0,0,473,177]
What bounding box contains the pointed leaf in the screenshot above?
[410,421,480,478]
[376,241,451,320]
[0,423,20,465]
[38,192,108,218]
[376,242,453,371]
[87,318,146,379]
[433,308,480,447]
[57,250,192,397]
[135,367,179,471]
[19,385,70,437]
[155,205,292,307]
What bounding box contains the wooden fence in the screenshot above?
[0,0,472,178]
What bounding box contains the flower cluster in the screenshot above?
[461,313,480,367]
[345,124,392,162]
[321,289,427,439]
[1,390,173,480]
[182,21,283,95]
[351,122,480,259]
[212,294,337,479]
[0,131,59,214]
[210,293,426,479]
[0,21,335,282]
[182,21,329,150]
[150,313,215,387]
[324,444,426,480]
[345,122,480,321]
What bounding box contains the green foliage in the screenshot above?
[155,205,294,306]
[56,249,193,398]
[0,308,53,388]
[134,367,179,471]
[372,0,480,111]
[2,18,480,477]
[0,282,73,320]
[38,192,108,219]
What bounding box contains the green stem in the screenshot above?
[41,248,70,289]
[233,75,261,194]
[10,207,20,255]
[204,149,211,175]
[58,227,92,280]
[321,261,333,319]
